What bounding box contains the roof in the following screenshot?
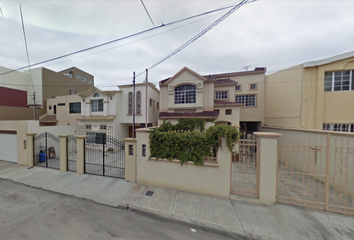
[39,115,58,123]
[214,79,237,85]
[76,115,116,121]
[118,82,160,94]
[160,66,208,86]
[78,86,120,97]
[303,51,354,67]
[158,111,218,119]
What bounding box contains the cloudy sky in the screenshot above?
[0,0,354,89]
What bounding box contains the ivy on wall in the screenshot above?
[149,119,240,165]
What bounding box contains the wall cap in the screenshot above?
[149,157,219,167]
[123,138,137,142]
[58,135,71,138]
[253,132,282,138]
[26,133,37,136]
[75,135,88,139]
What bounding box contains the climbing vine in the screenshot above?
[149,119,240,165]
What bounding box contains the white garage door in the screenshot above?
[0,132,18,163]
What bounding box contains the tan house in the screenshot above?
[158,67,242,127]
[265,51,354,132]
[158,67,266,134]
[0,66,93,120]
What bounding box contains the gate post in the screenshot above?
[76,135,87,175]
[253,132,282,205]
[123,138,136,182]
[26,133,37,167]
[59,135,70,172]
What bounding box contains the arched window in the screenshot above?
[93,92,100,97]
[136,91,141,114]
[128,92,132,114]
[174,85,196,104]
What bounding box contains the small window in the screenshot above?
[100,125,107,130]
[129,145,134,155]
[86,125,92,130]
[70,90,78,95]
[136,91,141,114]
[250,84,257,90]
[150,99,152,106]
[225,109,232,115]
[142,144,146,157]
[235,85,241,91]
[69,102,81,113]
[157,102,159,109]
[215,109,220,115]
[93,93,100,97]
[215,91,228,100]
[128,92,133,114]
[58,103,65,106]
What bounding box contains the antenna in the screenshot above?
[242,65,251,71]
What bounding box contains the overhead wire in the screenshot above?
[0,1,247,76]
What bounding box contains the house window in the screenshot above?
[136,91,141,114]
[225,109,232,115]
[93,92,100,97]
[175,85,196,104]
[86,125,92,130]
[214,109,220,115]
[150,99,152,106]
[128,92,133,114]
[235,85,241,91]
[70,90,78,95]
[86,132,106,144]
[58,103,65,106]
[100,125,107,130]
[324,70,354,92]
[250,84,257,90]
[215,91,228,100]
[54,105,56,114]
[235,94,256,107]
[142,144,146,157]
[69,102,81,113]
[157,102,159,109]
[323,123,354,132]
[91,99,103,112]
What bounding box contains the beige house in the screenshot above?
[158,67,266,134]
[158,67,242,127]
[77,83,159,140]
[265,51,354,132]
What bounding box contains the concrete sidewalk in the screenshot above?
[0,161,353,240]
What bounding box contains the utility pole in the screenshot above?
[145,69,148,128]
[33,92,36,120]
[132,72,136,138]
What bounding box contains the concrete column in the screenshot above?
[26,133,37,167]
[58,135,70,172]
[123,138,136,182]
[76,135,87,175]
[253,132,282,205]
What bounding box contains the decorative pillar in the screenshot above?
[123,138,136,182]
[76,135,87,175]
[253,132,282,205]
[58,135,70,172]
[26,133,37,167]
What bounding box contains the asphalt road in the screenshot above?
[0,179,237,240]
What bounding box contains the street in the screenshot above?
[0,179,237,240]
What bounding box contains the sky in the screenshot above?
[0,0,354,89]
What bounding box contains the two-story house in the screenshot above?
[265,51,354,132]
[77,83,159,140]
[158,67,242,128]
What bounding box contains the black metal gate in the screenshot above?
[84,134,125,178]
[34,132,60,170]
[67,135,77,172]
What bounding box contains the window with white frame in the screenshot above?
[136,91,141,114]
[85,124,92,130]
[235,94,256,107]
[128,92,132,114]
[100,125,107,130]
[93,92,100,97]
[215,91,228,100]
[235,85,241,91]
[91,99,103,112]
[175,85,196,104]
[323,123,354,132]
[69,102,81,113]
[250,84,257,90]
[324,70,354,92]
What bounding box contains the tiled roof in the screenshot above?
[214,79,237,85]
[39,115,57,123]
[158,111,218,119]
[76,115,116,121]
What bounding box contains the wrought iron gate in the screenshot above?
[34,132,60,170]
[231,135,259,197]
[277,134,354,216]
[67,135,77,172]
[85,134,125,179]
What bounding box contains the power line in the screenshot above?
[137,0,254,77]
[0,2,244,76]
